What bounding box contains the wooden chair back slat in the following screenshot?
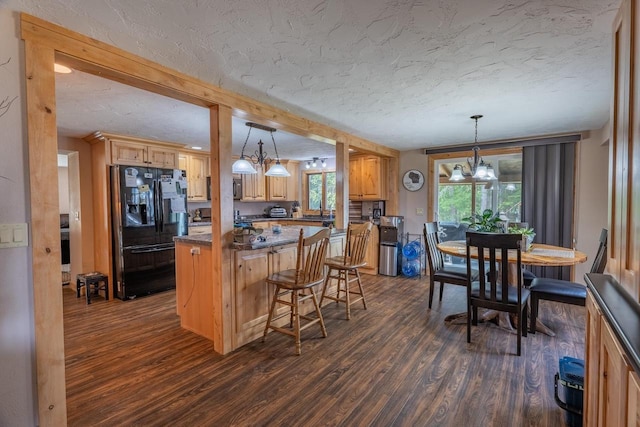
[424,222,444,272]
[344,222,372,266]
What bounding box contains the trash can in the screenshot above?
[555,356,584,427]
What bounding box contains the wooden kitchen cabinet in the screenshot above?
[267,160,299,201]
[628,371,640,427]
[234,248,271,345]
[598,319,631,426]
[359,223,379,275]
[175,242,214,340]
[87,132,182,168]
[179,152,210,201]
[585,289,634,427]
[111,138,179,168]
[585,292,602,427]
[349,155,387,200]
[242,164,267,201]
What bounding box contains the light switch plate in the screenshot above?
[416,208,424,215]
[0,223,29,248]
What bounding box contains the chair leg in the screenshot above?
[263,285,280,341]
[522,304,528,338]
[467,301,472,344]
[319,268,332,306]
[344,269,351,320]
[311,291,327,338]
[517,316,521,357]
[354,268,367,310]
[530,294,538,334]
[428,278,435,308]
[439,282,444,302]
[293,290,301,355]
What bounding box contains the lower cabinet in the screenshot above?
[175,242,214,340]
[585,293,601,427]
[359,224,379,275]
[585,291,634,426]
[233,235,345,348]
[628,371,640,426]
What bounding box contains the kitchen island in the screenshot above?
[174,226,346,348]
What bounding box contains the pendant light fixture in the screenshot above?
[231,122,290,177]
[449,114,496,181]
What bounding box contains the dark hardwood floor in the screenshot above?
[63,274,583,426]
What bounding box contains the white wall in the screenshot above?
[574,125,610,281]
[58,166,69,213]
[398,149,429,237]
[0,9,37,426]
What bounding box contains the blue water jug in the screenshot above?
[402,259,420,277]
[402,240,422,260]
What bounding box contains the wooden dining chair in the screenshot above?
[529,228,608,333]
[424,222,479,309]
[263,228,331,355]
[466,231,529,356]
[320,222,372,320]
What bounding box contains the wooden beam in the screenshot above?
[209,105,235,354]
[24,39,68,427]
[335,141,349,229]
[21,13,399,158]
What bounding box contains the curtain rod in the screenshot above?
[423,133,582,155]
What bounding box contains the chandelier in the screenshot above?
[449,115,496,181]
[231,122,290,177]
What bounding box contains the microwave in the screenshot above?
[232,177,242,200]
[206,177,243,200]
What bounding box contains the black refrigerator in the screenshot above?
[111,164,188,300]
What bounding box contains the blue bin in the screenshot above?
[555,356,584,427]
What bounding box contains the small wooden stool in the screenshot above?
[76,272,109,304]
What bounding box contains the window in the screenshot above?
[304,171,336,214]
[434,150,523,226]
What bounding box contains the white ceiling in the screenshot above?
[14,0,622,157]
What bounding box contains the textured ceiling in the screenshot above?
[12,0,622,155]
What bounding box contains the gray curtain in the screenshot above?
[522,143,576,280]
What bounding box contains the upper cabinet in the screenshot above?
[240,161,299,202]
[179,152,210,201]
[87,132,183,169]
[242,164,267,201]
[267,161,299,201]
[349,155,387,200]
[111,139,179,168]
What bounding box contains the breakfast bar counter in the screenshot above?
[174,225,346,348]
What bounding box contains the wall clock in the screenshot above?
[402,169,425,192]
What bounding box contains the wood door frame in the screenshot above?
[21,13,397,425]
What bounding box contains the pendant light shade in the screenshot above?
[264,161,291,177]
[450,165,465,181]
[232,157,257,174]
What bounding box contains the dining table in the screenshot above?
[436,240,587,336]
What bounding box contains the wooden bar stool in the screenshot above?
[263,228,331,355]
[320,222,372,320]
[76,272,109,304]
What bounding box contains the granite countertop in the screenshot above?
[175,225,345,249]
[174,233,212,246]
[234,225,345,250]
[188,221,212,227]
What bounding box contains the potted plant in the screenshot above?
[508,225,536,251]
[462,209,502,233]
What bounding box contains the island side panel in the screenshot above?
[175,241,215,341]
